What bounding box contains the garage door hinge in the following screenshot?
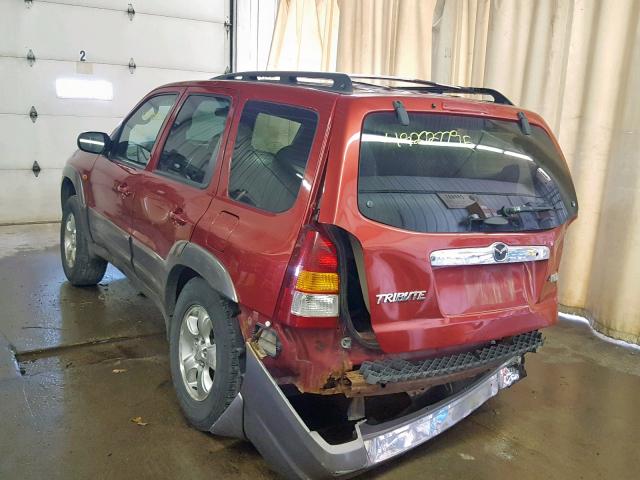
[127,3,135,21]
[224,18,232,37]
[27,49,36,66]
[128,57,136,74]
[32,161,41,178]
[29,106,38,123]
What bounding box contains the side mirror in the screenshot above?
[77,131,111,154]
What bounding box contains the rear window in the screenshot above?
[358,112,577,233]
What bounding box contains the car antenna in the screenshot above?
[393,100,410,126]
[517,111,532,135]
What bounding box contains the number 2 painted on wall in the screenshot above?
[79,50,86,62]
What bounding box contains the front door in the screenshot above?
[87,93,179,266]
[130,89,233,294]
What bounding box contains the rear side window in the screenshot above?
[358,112,577,233]
[228,101,318,213]
[157,95,230,186]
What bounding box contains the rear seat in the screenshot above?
[230,126,300,212]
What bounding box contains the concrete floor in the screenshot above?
[0,224,639,480]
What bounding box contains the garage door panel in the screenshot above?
[0,0,230,224]
[37,0,229,24]
[0,115,121,170]
[0,58,216,117]
[1,0,228,72]
[0,169,63,224]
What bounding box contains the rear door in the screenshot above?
[319,97,578,353]
[129,87,234,294]
[88,92,178,265]
[195,89,336,318]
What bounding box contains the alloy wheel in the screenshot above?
[178,304,216,401]
[63,213,77,268]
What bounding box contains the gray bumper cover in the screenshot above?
[214,345,523,479]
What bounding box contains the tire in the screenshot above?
[60,195,107,286]
[169,277,244,431]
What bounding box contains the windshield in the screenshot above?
[358,112,577,233]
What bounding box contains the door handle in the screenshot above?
[169,208,188,226]
[116,182,132,197]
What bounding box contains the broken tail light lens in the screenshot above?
[277,226,340,328]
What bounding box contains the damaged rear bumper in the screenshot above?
[215,343,526,479]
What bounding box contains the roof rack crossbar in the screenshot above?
[349,74,513,105]
[213,71,353,93]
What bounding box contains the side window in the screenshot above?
[113,94,177,167]
[157,95,230,185]
[228,101,318,213]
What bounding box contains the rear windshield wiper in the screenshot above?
[499,203,556,216]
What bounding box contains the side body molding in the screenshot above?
[164,242,239,317]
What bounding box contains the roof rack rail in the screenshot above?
[213,71,353,93]
[213,71,512,105]
[350,74,513,105]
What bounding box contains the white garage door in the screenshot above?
[0,0,231,224]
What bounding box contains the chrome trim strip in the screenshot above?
[430,243,550,267]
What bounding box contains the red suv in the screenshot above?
[61,71,577,478]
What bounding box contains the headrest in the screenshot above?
[275,144,308,173]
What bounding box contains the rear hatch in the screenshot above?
[320,100,578,353]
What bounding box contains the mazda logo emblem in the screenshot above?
[493,242,509,262]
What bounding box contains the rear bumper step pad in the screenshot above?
[359,330,543,385]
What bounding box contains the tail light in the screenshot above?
[276,226,340,328]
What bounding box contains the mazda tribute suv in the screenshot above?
[60,71,578,479]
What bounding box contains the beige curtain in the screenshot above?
[268,0,339,70]
[268,0,640,344]
[434,0,640,344]
[268,0,436,76]
[335,0,436,76]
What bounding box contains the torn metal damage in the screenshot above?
[215,343,528,479]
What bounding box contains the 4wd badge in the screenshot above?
[376,290,427,304]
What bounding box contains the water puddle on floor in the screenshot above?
[16,334,168,377]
